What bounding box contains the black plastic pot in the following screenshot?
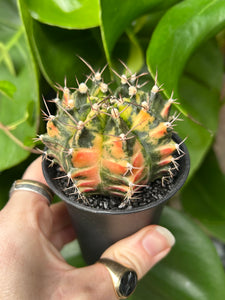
[42,134,190,265]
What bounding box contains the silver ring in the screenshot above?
[98,258,138,299]
[10,180,54,205]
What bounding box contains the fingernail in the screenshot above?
[142,226,175,257]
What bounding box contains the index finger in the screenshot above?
[22,156,47,184]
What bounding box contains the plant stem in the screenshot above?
[0,122,40,154]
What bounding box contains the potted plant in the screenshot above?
[1,0,225,298]
[41,62,190,264]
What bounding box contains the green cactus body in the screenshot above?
[41,64,181,207]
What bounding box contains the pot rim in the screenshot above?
[42,134,190,215]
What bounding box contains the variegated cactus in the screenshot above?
[40,60,184,208]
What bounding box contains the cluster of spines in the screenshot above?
[38,59,185,208]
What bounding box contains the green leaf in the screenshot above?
[168,37,222,177]
[147,0,225,103]
[100,0,182,63]
[0,80,16,99]
[61,240,85,268]
[0,0,39,171]
[125,29,144,74]
[132,207,225,299]
[181,149,225,243]
[174,115,212,179]
[108,29,146,76]
[19,0,106,87]
[203,223,225,244]
[180,39,222,130]
[22,0,100,29]
[32,22,106,87]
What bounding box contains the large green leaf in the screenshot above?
[19,0,106,88]
[175,39,222,176]
[180,39,222,132]
[62,207,225,299]
[0,0,39,171]
[100,0,182,63]
[22,0,100,29]
[31,22,106,87]
[147,0,225,101]
[173,115,212,179]
[181,149,225,243]
[133,207,225,299]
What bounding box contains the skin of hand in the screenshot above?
[0,157,175,300]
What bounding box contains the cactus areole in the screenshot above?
[41,62,188,209]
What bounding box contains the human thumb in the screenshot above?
[100,225,175,279]
[62,225,175,300]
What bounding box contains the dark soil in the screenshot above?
[55,166,178,210]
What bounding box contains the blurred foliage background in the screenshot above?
[0,0,225,299]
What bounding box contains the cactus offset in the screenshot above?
[40,61,183,208]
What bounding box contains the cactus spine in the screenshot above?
[40,60,183,208]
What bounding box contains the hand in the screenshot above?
[0,157,175,300]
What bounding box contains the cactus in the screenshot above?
[40,60,184,208]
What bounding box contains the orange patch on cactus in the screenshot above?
[160,102,171,119]
[132,141,145,168]
[158,155,172,166]
[72,165,101,191]
[77,179,100,187]
[157,144,176,158]
[149,122,167,139]
[104,137,125,159]
[72,165,99,179]
[112,141,124,159]
[62,89,70,107]
[131,167,147,183]
[132,152,144,168]
[72,149,99,168]
[78,187,96,193]
[47,121,59,137]
[106,185,129,193]
[72,135,102,168]
[102,159,127,175]
[131,110,154,131]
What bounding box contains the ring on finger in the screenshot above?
[98,258,138,299]
[9,179,54,205]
